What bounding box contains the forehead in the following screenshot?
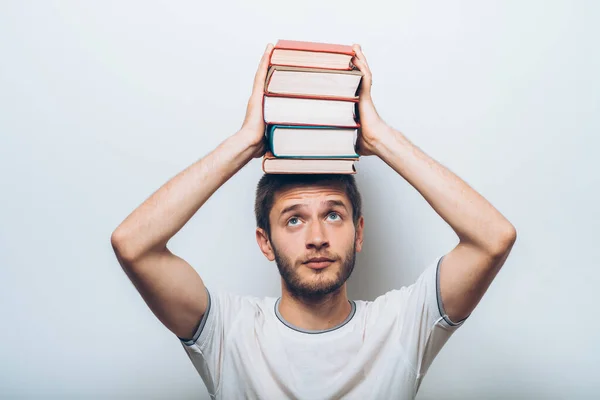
[272,183,350,209]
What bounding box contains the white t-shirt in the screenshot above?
[179,255,466,399]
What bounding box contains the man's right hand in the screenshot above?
[237,43,274,159]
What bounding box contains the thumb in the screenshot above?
[352,56,372,99]
[252,43,274,96]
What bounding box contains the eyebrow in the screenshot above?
[324,199,349,212]
[279,200,349,217]
[280,203,306,217]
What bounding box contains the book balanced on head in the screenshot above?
[261,39,364,175]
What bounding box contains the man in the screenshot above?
[111,43,516,399]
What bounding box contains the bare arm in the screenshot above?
[367,125,515,322]
[352,45,516,323]
[110,44,274,339]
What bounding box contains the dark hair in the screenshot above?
[254,174,362,236]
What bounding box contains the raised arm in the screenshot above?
[352,45,516,323]
[110,44,274,339]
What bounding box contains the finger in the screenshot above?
[252,43,274,95]
[352,56,372,96]
[352,44,371,73]
[352,56,368,75]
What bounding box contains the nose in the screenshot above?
[306,220,329,250]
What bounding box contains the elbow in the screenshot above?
[110,227,166,265]
[488,222,517,258]
[110,227,138,264]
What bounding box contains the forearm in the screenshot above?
[111,131,257,261]
[374,125,515,254]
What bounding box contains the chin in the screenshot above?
[304,269,341,285]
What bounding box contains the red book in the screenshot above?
[270,40,356,70]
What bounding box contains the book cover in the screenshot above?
[273,40,355,56]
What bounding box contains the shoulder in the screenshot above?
[208,289,277,316]
[352,256,443,321]
[354,287,410,319]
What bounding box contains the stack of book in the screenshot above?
[261,40,363,174]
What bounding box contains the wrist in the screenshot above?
[366,121,393,152]
[231,128,266,160]
[372,125,413,161]
[235,128,262,148]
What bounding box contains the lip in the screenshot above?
[304,258,334,270]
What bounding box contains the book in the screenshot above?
[270,40,356,70]
[267,125,358,158]
[260,40,362,175]
[265,66,362,100]
[262,151,357,174]
[263,95,359,128]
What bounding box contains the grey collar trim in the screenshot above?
[274,297,357,334]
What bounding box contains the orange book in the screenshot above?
[270,40,356,70]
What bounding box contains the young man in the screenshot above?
[111,44,516,399]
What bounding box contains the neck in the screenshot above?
[277,284,352,331]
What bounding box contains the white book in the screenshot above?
[262,155,357,174]
[263,96,358,127]
[265,66,362,99]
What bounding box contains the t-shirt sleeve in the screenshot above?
[177,288,243,396]
[395,255,468,389]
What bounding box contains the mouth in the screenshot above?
[303,257,335,270]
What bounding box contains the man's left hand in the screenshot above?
[352,44,390,157]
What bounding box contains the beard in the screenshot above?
[272,240,356,300]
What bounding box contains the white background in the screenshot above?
[1,1,598,399]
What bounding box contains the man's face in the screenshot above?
[261,183,364,299]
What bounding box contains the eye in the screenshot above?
[287,217,301,226]
[327,212,341,221]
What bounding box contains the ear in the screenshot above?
[256,227,275,261]
[354,216,365,253]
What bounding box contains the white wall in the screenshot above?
[1,1,598,398]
